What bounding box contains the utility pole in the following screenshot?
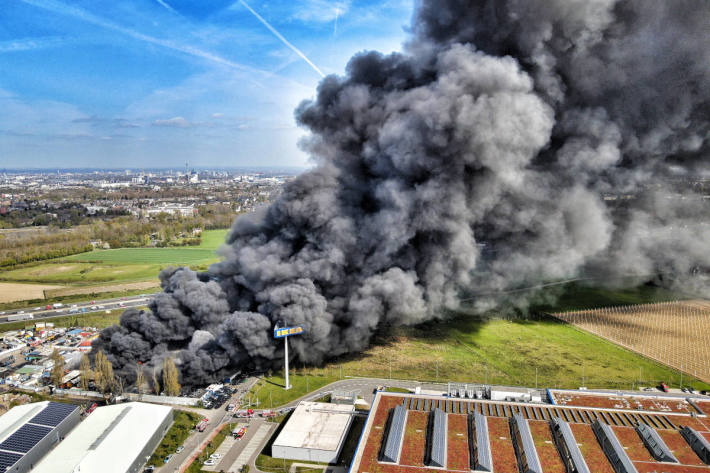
[270,390,272,409]
[436,360,439,383]
[389,357,392,380]
[306,375,309,393]
[535,367,538,389]
[340,364,343,380]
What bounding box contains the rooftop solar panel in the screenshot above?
[381,405,407,463]
[591,420,638,473]
[472,412,492,472]
[550,417,590,473]
[0,451,22,472]
[427,408,447,467]
[0,424,52,453]
[29,402,78,427]
[636,423,678,463]
[680,426,710,465]
[511,414,542,473]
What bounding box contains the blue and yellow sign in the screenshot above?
[273,325,305,339]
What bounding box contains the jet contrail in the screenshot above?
[237,0,325,78]
[21,0,263,76]
[333,7,339,37]
[154,0,176,13]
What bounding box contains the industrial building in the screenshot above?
[30,402,173,473]
[351,392,710,473]
[272,401,355,463]
[0,401,79,473]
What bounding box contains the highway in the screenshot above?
[0,294,154,324]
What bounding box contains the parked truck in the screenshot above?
[7,314,34,322]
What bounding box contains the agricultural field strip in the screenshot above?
[551,301,710,384]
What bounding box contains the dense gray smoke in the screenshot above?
[94,0,710,387]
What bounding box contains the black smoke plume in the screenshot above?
[94,0,710,387]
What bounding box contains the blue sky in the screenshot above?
[0,0,413,169]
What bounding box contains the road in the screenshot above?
[0,294,154,324]
[156,377,259,473]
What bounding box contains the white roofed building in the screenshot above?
[272,401,355,463]
[30,402,173,473]
[0,401,79,473]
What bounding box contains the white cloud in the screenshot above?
[291,0,351,23]
[0,36,67,53]
[152,116,192,128]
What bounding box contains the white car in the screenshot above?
[210,453,222,459]
[203,459,216,466]
[98,305,105,309]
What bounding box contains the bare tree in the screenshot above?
[152,366,161,395]
[94,350,115,395]
[162,357,181,397]
[79,353,92,391]
[50,349,65,386]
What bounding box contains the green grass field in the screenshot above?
[63,229,228,265]
[198,229,229,249]
[63,248,217,265]
[249,310,710,408]
[0,229,230,287]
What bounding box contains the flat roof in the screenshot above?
[0,402,49,444]
[273,401,354,452]
[31,402,172,473]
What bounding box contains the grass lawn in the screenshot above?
[249,311,710,408]
[147,410,202,467]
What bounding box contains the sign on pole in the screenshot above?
[273,325,305,390]
[274,325,304,338]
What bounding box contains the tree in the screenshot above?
[79,354,92,390]
[152,366,161,395]
[162,357,181,397]
[50,349,65,386]
[93,350,115,395]
[135,364,146,395]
